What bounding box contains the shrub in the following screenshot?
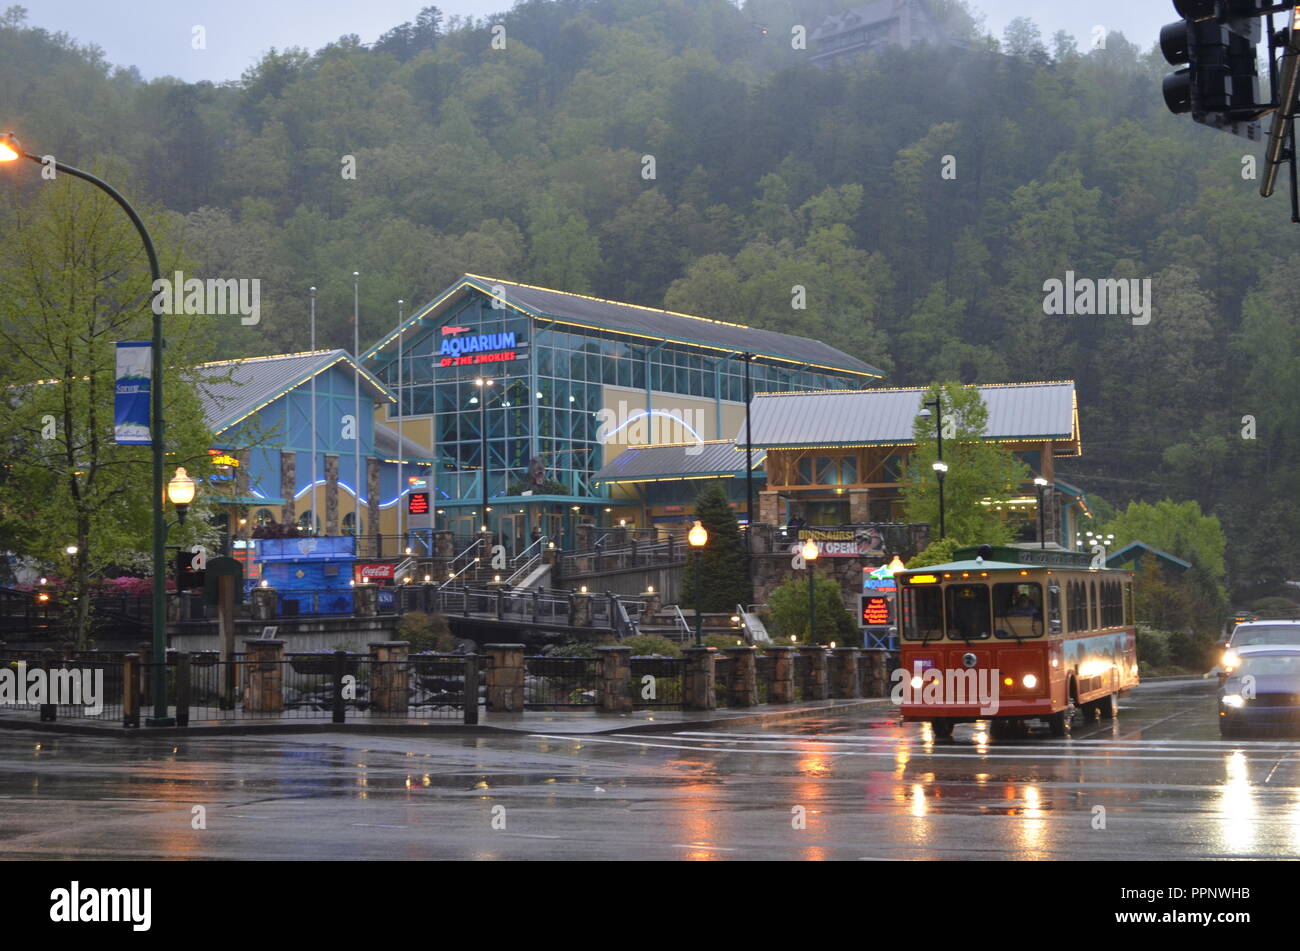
[622,634,683,657]
[543,641,612,658]
[1136,625,1169,669]
[397,611,455,653]
[702,633,746,649]
[906,537,961,568]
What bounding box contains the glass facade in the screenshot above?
[370,288,871,516]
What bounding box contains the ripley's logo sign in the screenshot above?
[438,329,520,367]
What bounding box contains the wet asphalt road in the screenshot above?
[2,678,1299,860]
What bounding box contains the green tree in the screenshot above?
[681,482,750,612]
[767,575,856,645]
[901,383,1031,548]
[0,168,225,646]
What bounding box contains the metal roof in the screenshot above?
[1106,541,1192,571]
[197,350,395,435]
[593,440,766,484]
[373,421,434,462]
[736,382,1079,450]
[363,275,884,378]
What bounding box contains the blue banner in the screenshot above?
[114,341,152,445]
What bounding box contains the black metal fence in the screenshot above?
[629,656,686,708]
[523,656,598,709]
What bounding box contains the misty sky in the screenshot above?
[26,1,1173,83]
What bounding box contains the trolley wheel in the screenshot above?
[989,717,1019,739]
[1096,693,1117,719]
[1047,705,1073,737]
[1219,717,1238,739]
[931,718,954,739]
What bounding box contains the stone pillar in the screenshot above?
[576,523,595,552]
[369,641,409,714]
[683,647,717,711]
[831,648,861,699]
[750,523,773,554]
[279,451,296,524]
[367,457,381,546]
[725,647,757,707]
[485,644,525,712]
[571,591,592,627]
[353,582,378,617]
[244,638,285,713]
[251,585,277,621]
[802,646,828,701]
[863,650,889,698]
[758,491,781,527]
[640,591,662,619]
[848,489,870,525]
[325,453,339,535]
[767,646,795,703]
[596,646,632,713]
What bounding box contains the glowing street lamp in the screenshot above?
[802,538,819,643]
[688,520,708,646]
[167,467,197,524]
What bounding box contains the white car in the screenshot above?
[1220,620,1300,681]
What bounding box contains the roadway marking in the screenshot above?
[531,733,1285,764]
[671,731,1300,752]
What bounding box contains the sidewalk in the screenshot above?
[0,697,893,738]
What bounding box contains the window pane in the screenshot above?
[993,583,1044,638]
[945,584,991,640]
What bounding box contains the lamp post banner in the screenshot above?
[114,341,152,445]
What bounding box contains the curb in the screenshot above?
[0,697,896,739]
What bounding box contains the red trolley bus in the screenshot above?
[894,545,1139,739]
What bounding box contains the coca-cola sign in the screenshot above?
[356,563,396,581]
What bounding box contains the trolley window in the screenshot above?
[901,586,944,642]
[945,584,991,640]
[993,582,1044,639]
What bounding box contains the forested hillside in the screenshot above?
[1,1,1296,591]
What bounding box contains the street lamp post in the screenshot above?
[0,132,174,725]
[919,397,947,541]
[688,519,708,647]
[475,378,494,538]
[802,538,819,642]
[1033,476,1050,549]
[932,461,948,540]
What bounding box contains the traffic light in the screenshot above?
[1161,0,1269,140]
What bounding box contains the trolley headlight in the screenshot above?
[1222,650,1240,671]
[1022,674,1038,689]
[910,676,922,690]
[1221,694,1245,708]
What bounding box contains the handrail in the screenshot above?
[671,605,691,641]
[505,553,542,587]
[511,534,547,567]
[392,556,417,583]
[439,555,480,590]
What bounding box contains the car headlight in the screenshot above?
[1221,694,1245,708]
[1222,650,1240,670]
[1022,674,1038,689]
